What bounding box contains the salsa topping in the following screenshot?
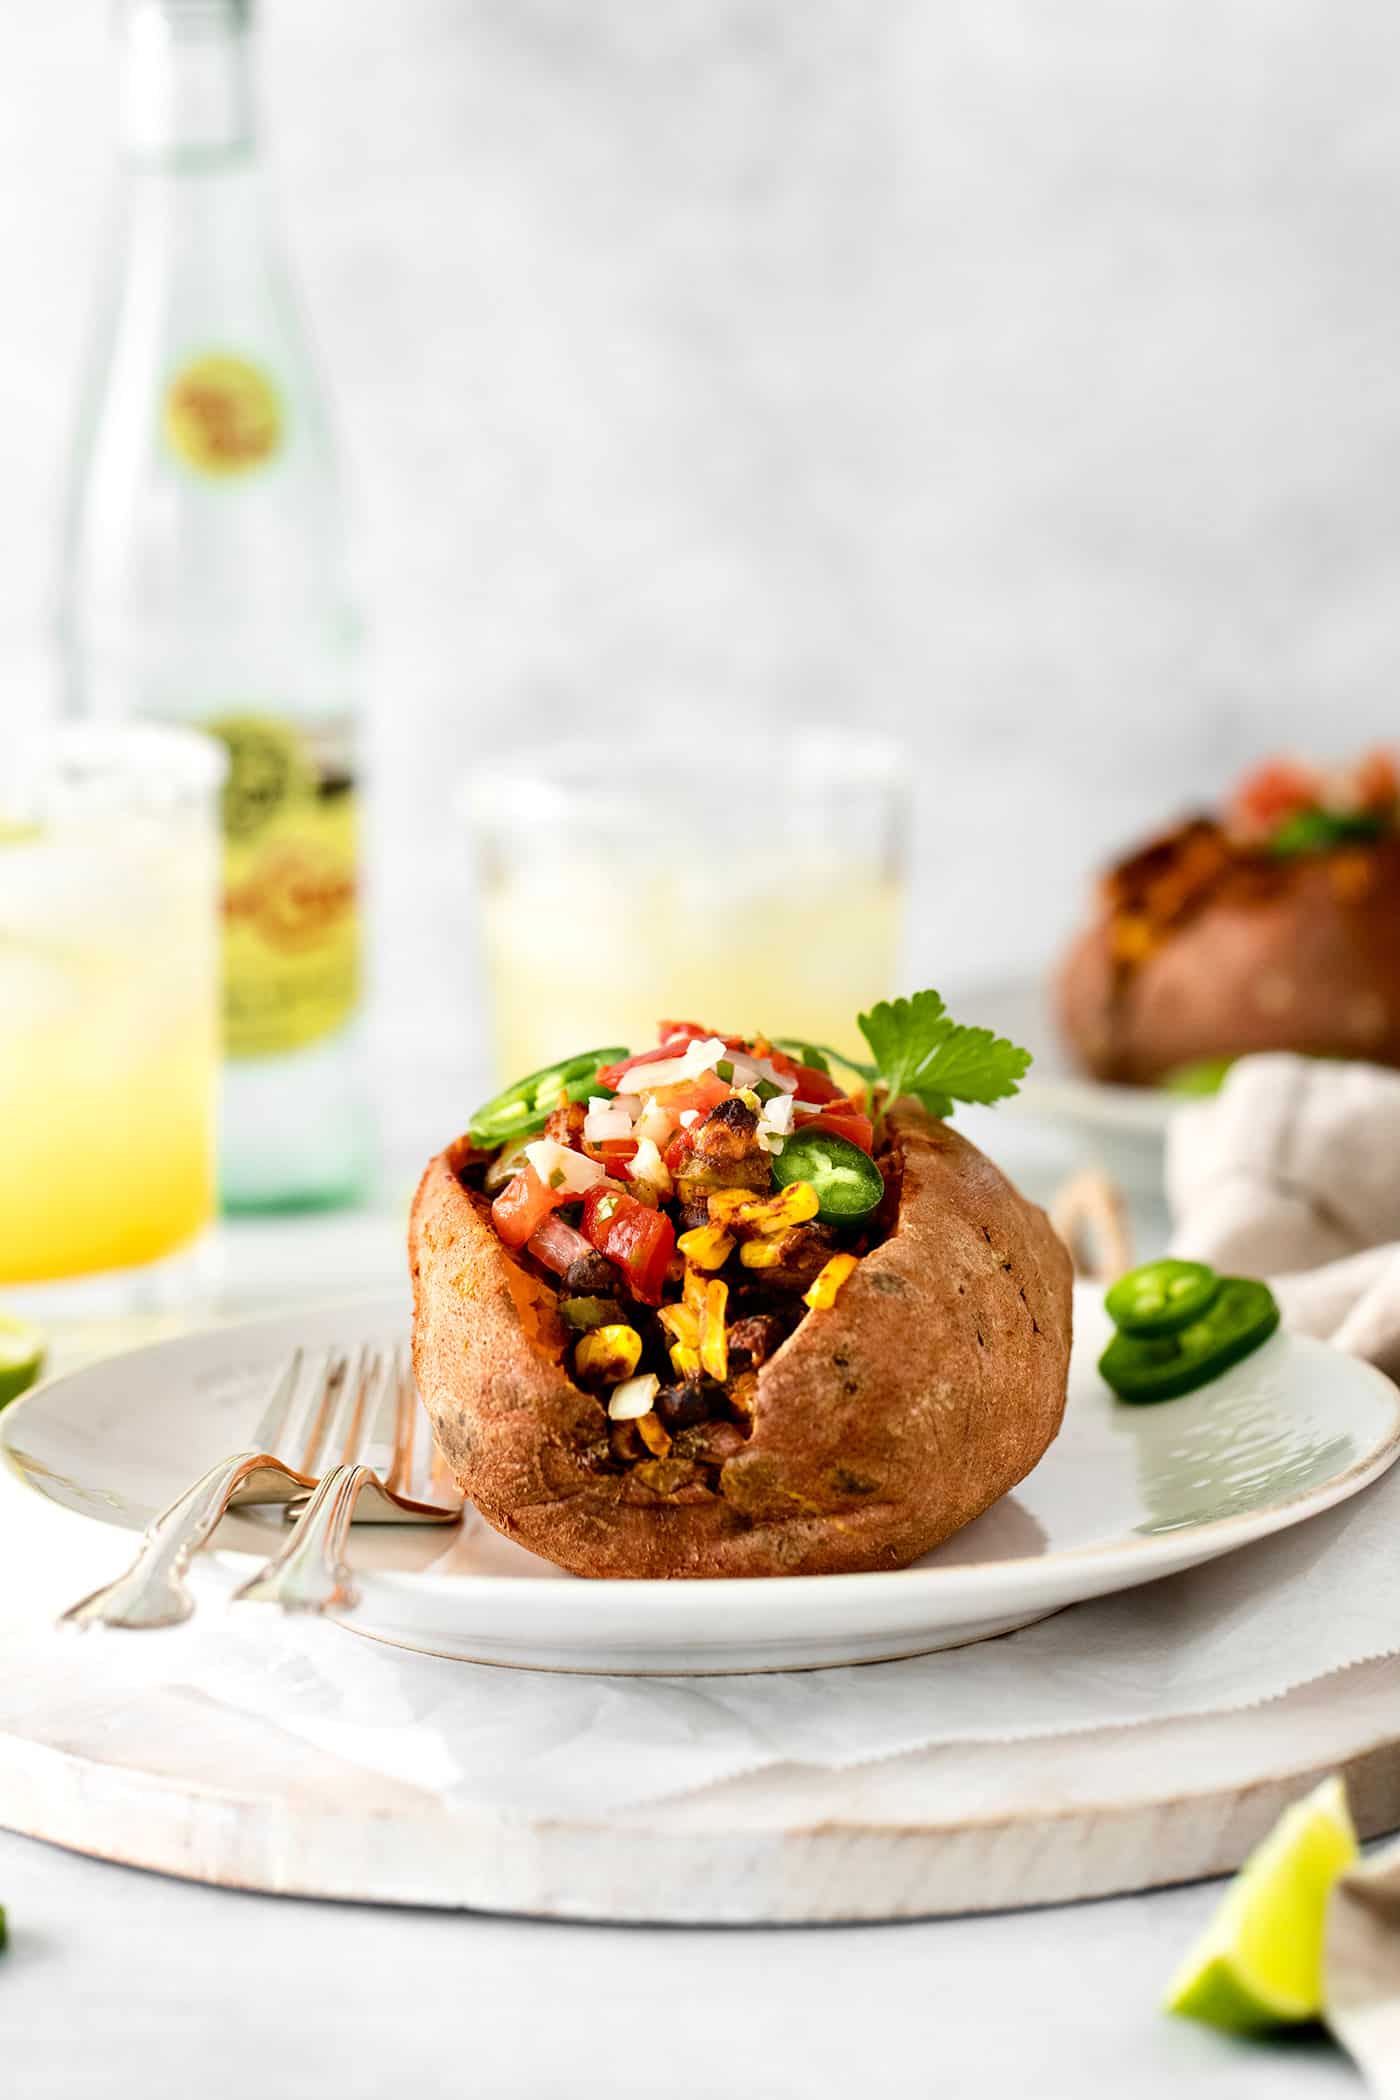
[461,993,1031,1489]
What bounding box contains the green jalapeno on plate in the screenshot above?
[1104,1258,1221,1338]
[469,1046,629,1148]
[1100,1276,1280,1405]
[771,1128,884,1224]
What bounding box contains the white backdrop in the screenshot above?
[4,0,1398,1173]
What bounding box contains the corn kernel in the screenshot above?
[708,1183,820,1234]
[677,1223,735,1271]
[700,1277,729,1383]
[637,1410,672,1457]
[804,1252,859,1311]
[669,1342,702,1379]
[657,1303,700,1348]
[683,1265,708,1317]
[739,1235,786,1269]
[574,1323,642,1383]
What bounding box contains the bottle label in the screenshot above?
[164,353,283,475]
[210,713,360,1059]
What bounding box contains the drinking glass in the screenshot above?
[0,724,226,1313]
[465,730,909,1082]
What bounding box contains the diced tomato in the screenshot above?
[648,1071,731,1117]
[653,1020,719,1048]
[598,1025,745,1092]
[1228,757,1321,840]
[664,1129,696,1177]
[581,1184,676,1306]
[583,1135,640,1170]
[596,1049,661,1091]
[594,1042,698,1090]
[796,1103,876,1155]
[789,1063,847,1105]
[491,1164,563,1248]
[526,1211,595,1276]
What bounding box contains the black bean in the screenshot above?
[654,1381,716,1431]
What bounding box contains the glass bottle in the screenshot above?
[59,0,368,1211]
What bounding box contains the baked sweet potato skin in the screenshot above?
[1058,839,1400,1085]
[409,1102,1073,1579]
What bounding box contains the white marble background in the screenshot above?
[4,1,1399,1168]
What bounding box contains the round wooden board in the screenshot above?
[4,1640,1400,1923]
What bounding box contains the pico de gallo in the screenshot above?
[452,995,1029,1493]
[455,1022,890,1485]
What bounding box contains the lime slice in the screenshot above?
[0,1315,45,1409]
[1165,1776,1358,2031]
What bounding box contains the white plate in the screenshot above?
[3,1289,1397,1674]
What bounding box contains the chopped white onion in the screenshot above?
[523,1137,605,1195]
[627,1136,672,1197]
[678,1109,701,1128]
[616,1036,730,1095]
[608,1373,660,1421]
[746,1054,799,1096]
[582,1098,636,1144]
[635,1098,675,1145]
[762,1093,796,1135]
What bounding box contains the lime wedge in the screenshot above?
[0,1315,45,1409]
[1165,1775,1358,2032]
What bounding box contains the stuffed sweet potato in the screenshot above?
[1058,749,1400,1086]
[410,1005,1073,1579]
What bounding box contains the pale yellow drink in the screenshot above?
[0,729,222,1291]
[480,852,904,1081]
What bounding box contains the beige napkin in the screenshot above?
[1167,1054,1400,1381]
[1168,1052,1400,2089]
[1328,1843,1400,2098]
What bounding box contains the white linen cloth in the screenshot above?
[1167,1054,1400,1378]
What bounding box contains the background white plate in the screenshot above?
[975,974,1180,1136]
[3,1287,1397,1674]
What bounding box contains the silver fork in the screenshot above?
[61,1344,459,1631]
[61,1346,342,1631]
[232,1344,460,1614]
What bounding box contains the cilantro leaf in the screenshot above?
[857,991,1031,1124]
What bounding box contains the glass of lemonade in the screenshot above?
[0,724,226,1313]
[466,730,909,1082]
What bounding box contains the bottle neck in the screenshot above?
[117,0,255,166]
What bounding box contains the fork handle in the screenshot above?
[231,1462,373,1614]
[62,1450,273,1631]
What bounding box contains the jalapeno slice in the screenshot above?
[469,1046,629,1148]
[1104,1258,1221,1338]
[1100,1277,1280,1404]
[771,1128,884,1223]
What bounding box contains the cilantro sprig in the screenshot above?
[856,990,1030,1131]
[774,1039,874,1084]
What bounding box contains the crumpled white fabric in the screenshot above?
[9,1425,1400,1823]
[1168,1053,1400,1380]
